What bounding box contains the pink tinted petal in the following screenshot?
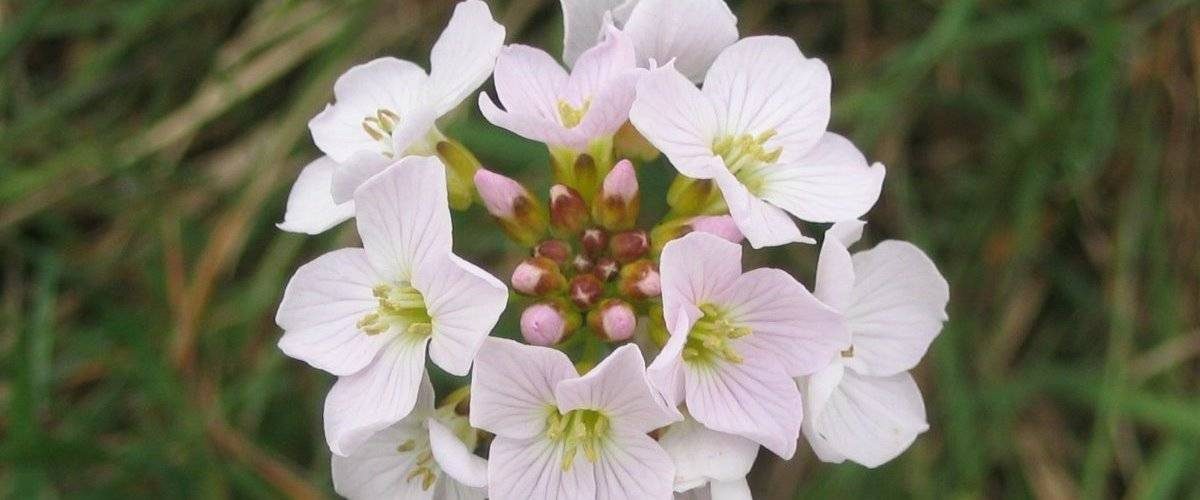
[434,480,486,500]
[659,414,757,492]
[331,151,394,204]
[845,240,949,376]
[428,418,488,488]
[648,306,700,408]
[310,57,428,162]
[573,69,644,146]
[721,268,848,377]
[323,338,431,456]
[621,0,738,82]
[277,156,355,235]
[813,220,865,311]
[592,431,675,500]
[492,44,568,121]
[702,36,830,162]
[658,232,743,330]
[758,133,886,223]
[683,342,803,458]
[804,370,928,468]
[354,156,453,281]
[561,0,627,68]
[427,0,506,115]
[565,25,638,102]
[421,255,508,376]
[711,167,811,249]
[276,248,387,377]
[686,215,743,244]
[487,436,596,499]
[629,64,723,179]
[470,338,577,439]
[554,344,681,434]
[479,92,575,147]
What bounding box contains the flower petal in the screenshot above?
[621,0,738,82]
[434,480,486,500]
[491,44,569,121]
[421,255,508,376]
[708,478,752,500]
[323,338,431,456]
[721,268,848,377]
[659,413,757,492]
[331,377,435,498]
[331,151,395,204]
[629,64,724,179]
[470,338,577,439]
[803,370,928,468]
[658,231,742,330]
[309,57,429,162]
[646,310,693,409]
[565,25,638,102]
[354,156,453,281]
[428,418,488,489]
[277,156,356,235]
[702,36,831,162]
[711,167,811,249]
[427,0,506,115]
[813,220,865,312]
[487,436,596,499]
[555,344,681,434]
[561,0,627,68]
[276,248,387,376]
[845,240,949,376]
[757,133,886,223]
[684,342,803,458]
[592,431,675,500]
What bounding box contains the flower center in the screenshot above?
[557,99,592,129]
[357,282,432,340]
[712,130,781,193]
[395,435,438,491]
[545,408,610,471]
[682,303,750,365]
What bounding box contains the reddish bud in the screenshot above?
[549,185,588,236]
[609,230,649,263]
[619,259,661,300]
[510,257,566,296]
[588,299,637,342]
[581,228,607,257]
[593,257,619,282]
[572,254,595,273]
[568,274,604,309]
[534,239,572,264]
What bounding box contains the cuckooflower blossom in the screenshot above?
[629,37,887,248]
[280,0,505,234]
[277,156,356,234]
[333,376,487,499]
[659,411,757,499]
[800,221,949,467]
[479,25,642,153]
[470,338,681,499]
[275,156,507,456]
[561,0,738,82]
[647,232,847,458]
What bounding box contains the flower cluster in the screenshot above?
[275,1,950,499]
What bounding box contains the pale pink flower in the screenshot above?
[647,232,847,457]
[629,37,886,248]
[277,156,356,235]
[800,221,949,467]
[275,156,507,456]
[470,338,681,499]
[659,411,757,499]
[479,25,642,152]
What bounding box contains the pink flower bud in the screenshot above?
[686,215,744,243]
[609,230,649,263]
[511,257,566,296]
[602,160,638,201]
[619,259,661,299]
[520,303,567,346]
[597,160,640,231]
[589,299,637,342]
[474,168,527,219]
[549,185,588,235]
[533,239,572,264]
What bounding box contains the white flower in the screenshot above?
[333,376,487,500]
[277,156,356,235]
[629,36,886,248]
[800,221,949,467]
[659,411,757,500]
[470,338,682,499]
[561,0,738,82]
[281,0,505,234]
[275,156,507,456]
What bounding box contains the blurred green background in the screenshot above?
[3,0,1199,498]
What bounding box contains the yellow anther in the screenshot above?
[396,439,417,453]
[711,131,782,174]
[359,282,431,339]
[683,303,750,365]
[557,99,592,128]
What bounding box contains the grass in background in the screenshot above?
[2,0,1199,497]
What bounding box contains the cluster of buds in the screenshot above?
[476,159,660,347]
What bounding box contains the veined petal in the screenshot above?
[721,268,848,377]
[561,0,628,68]
[331,151,395,204]
[804,370,928,468]
[565,25,638,104]
[702,36,831,162]
[324,338,431,456]
[814,220,865,312]
[621,0,738,82]
[758,133,886,223]
[629,64,724,179]
[428,419,488,489]
[420,255,508,376]
[277,156,356,235]
[845,240,949,376]
[592,431,676,500]
[310,58,429,162]
[555,344,681,434]
[276,248,387,377]
[491,44,569,121]
[573,69,644,149]
[427,0,506,116]
[470,338,577,439]
[488,436,596,499]
[658,232,742,330]
[684,342,803,458]
[711,167,811,249]
[434,480,486,500]
[647,310,696,409]
[659,414,757,492]
[331,377,436,498]
[479,93,575,148]
[354,156,453,281]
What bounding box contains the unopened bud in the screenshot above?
[573,153,600,203]
[521,303,568,346]
[686,215,744,243]
[593,257,619,282]
[596,159,640,230]
[588,299,637,342]
[437,139,483,211]
[609,230,649,263]
[666,176,716,216]
[511,257,566,296]
[474,169,547,247]
[619,259,661,300]
[581,228,607,257]
[533,239,572,264]
[613,121,660,162]
[569,274,604,309]
[549,185,588,236]
[572,254,595,273]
